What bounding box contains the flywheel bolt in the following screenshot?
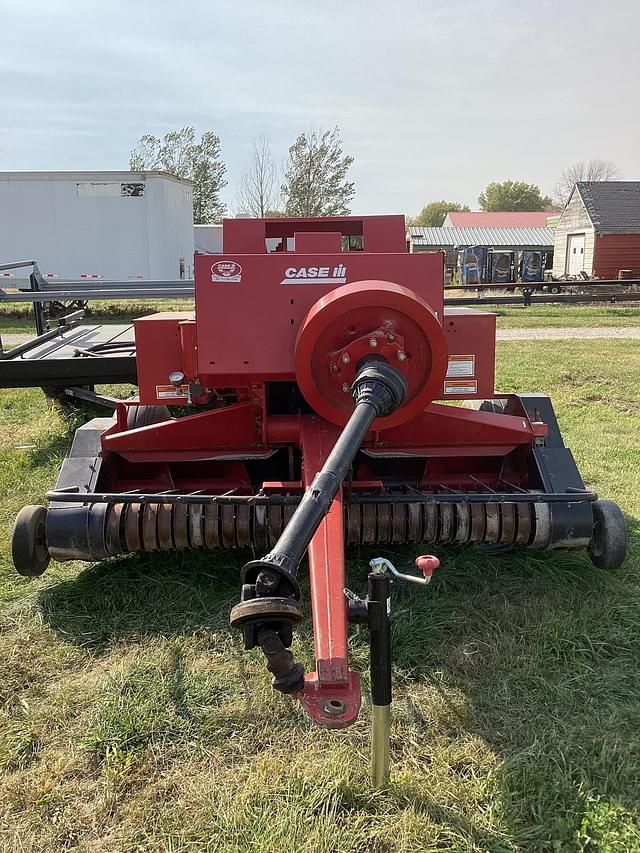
[341,353,351,364]
[397,352,407,361]
[342,383,350,393]
[369,338,378,348]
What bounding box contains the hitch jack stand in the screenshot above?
[366,555,439,787]
[368,562,392,788]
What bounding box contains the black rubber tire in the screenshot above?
[126,405,171,430]
[12,505,51,577]
[463,399,506,414]
[588,500,628,571]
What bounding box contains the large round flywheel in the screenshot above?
[294,280,449,428]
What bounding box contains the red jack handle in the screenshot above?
[415,554,440,580]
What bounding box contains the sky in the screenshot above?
[1,0,638,217]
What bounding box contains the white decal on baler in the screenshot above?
[444,380,478,395]
[280,264,347,285]
[211,261,242,283]
[446,354,475,378]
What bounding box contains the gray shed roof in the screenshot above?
[408,226,554,249]
[575,182,640,234]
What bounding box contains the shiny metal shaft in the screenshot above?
[371,704,391,788]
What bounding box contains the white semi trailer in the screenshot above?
[0,171,194,283]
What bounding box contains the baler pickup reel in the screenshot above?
[11,215,627,787]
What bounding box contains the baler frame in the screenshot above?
[10,214,628,786]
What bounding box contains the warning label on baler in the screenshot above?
[156,384,189,399]
[444,379,477,395]
[446,354,475,377]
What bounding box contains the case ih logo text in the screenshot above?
[280,264,347,285]
[211,261,242,283]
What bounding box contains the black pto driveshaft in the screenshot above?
[230,360,408,693]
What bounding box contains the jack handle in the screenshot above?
[369,554,440,586]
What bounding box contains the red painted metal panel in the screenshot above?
[134,312,193,404]
[223,215,407,254]
[593,234,640,278]
[194,250,444,383]
[102,401,263,462]
[441,309,495,400]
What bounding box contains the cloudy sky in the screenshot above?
[1,0,638,216]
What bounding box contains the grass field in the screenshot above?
[1,339,639,852]
[1,302,639,338]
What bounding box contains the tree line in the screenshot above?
[129,127,619,226]
[129,126,354,224]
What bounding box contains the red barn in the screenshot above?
[552,182,640,279]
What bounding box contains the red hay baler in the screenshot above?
[12,215,627,785]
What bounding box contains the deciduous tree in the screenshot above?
[478,180,553,212]
[281,127,355,216]
[409,201,470,227]
[130,127,227,223]
[237,133,280,217]
[555,159,620,206]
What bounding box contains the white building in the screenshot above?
[0,171,194,281]
[194,223,223,254]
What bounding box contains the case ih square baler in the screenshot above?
[12,215,627,785]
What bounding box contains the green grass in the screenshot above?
[1,302,638,339]
[482,305,640,329]
[0,340,639,851]
[0,300,194,337]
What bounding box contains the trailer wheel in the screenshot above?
[12,505,50,577]
[588,500,627,571]
[126,405,172,430]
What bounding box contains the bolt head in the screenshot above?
[341,353,351,364]
[369,338,378,348]
[342,383,350,393]
[397,352,407,361]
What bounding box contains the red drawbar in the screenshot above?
[298,418,361,727]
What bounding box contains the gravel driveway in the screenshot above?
[496,326,640,341]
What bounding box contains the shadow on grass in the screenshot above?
[37,538,615,651]
[38,548,246,650]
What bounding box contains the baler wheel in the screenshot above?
[12,505,50,577]
[588,500,627,570]
[126,405,171,430]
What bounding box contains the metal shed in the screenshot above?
[408,226,555,286]
[408,226,555,252]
